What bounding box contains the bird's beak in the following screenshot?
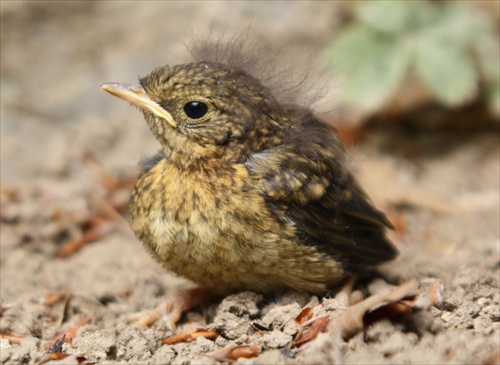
[101,83,177,128]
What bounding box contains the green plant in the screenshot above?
[329,1,499,115]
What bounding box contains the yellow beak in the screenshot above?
[101,83,177,128]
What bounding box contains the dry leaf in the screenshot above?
[57,222,115,258]
[331,120,366,148]
[84,154,121,191]
[162,328,219,345]
[45,354,86,364]
[43,292,70,307]
[294,316,330,348]
[295,304,325,326]
[364,299,414,324]
[329,279,419,340]
[0,186,19,202]
[0,330,25,345]
[206,346,259,362]
[51,313,94,343]
[48,353,71,361]
[295,307,314,325]
[428,279,444,306]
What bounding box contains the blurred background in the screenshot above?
[1,1,498,182]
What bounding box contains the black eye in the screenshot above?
[184,101,208,119]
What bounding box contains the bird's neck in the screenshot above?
[159,129,285,169]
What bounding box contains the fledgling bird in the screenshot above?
[101,38,398,323]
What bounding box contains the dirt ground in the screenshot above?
[1,2,499,364]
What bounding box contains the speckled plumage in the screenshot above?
[102,42,398,296]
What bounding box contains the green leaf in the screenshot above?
[415,36,478,107]
[355,1,422,34]
[475,36,500,117]
[488,82,500,118]
[329,25,412,112]
[422,2,493,48]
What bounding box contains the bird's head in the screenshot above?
[101,61,288,165]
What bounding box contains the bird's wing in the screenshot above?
[245,115,398,275]
[139,149,165,174]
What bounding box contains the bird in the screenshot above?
[101,37,398,325]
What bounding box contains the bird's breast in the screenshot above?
[129,158,277,289]
[129,157,343,294]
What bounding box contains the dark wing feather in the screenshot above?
[245,112,398,275]
[139,150,165,173]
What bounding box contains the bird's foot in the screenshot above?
[331,275,357,309]
[128,288,218,329]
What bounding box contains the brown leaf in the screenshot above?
[51,313,94,343]
[363,299,414,324]
[329,279,419,340]
[45,353,86,364]
[206,346,259,362]
[48,353,71,361]
[329,119,366,148]
[295,303,325,325]
[0,330,25,345]
[84,153,121,192]
[162,328,219,345]
[429,279,444,306]
[0,186,19,201]
[93,197,131,229]
[57,222,115,258]
[294,316,330,348]
[295,307,314,325]
[43,292,70,307]
[84,153,135,200]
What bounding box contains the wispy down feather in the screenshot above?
[187,32,332,112]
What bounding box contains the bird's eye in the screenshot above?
[183,101,208,120]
